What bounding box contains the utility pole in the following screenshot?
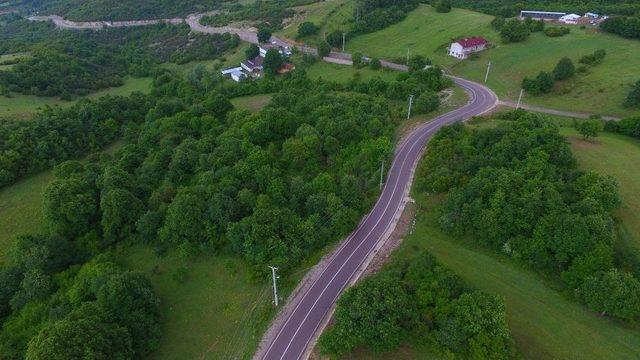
[379,160,385,190]
[407,94,415,119]
[268,266,279,307]
[516,88,524,109]
[406,47,411,64]
[484,61,492,83]
[342,32,346,52]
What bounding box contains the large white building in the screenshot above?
[448,37,488,60]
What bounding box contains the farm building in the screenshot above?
[259,43,293,57]
[559,13,581,24]
[448,37,488,60]
[520,10,566,20]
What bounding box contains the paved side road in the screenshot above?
[499,100,621,121]
[254,77,498,360]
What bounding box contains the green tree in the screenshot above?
[434,0,452,13]
[25,306,133,360]
[407,54,427,72]
[159,187,210,246]
[318,274,415,356]
[414,91,440,114]
[297,22,319,38]
[43,177,99,238]
[369,57,382,70]
[491,16,506,30]
[257,27,272,43]
[500,19,530,43]
[326,30,344,47]
[245,44,259,59]
[576,119,603,140]
[100,188,144,245]
[624,80,640,108]
[262,49,284,76]
[351,52,364,68]
[553,57,575,81]
[317,42,331,57]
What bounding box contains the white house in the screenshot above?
[559,13,581,24]
[231,71,246,82]
[448,37,488,60]
[240,56,264,75]
[259,43,292,57]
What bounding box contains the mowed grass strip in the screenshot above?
[344,5,640,117]
[401,195,640,360]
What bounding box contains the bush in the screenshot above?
[257,27,272,43]
[352,52,364,68]
[297,21,319,38]
[414,91,440,114]
[624,80,640,108]
[522,71,554,95]
[317,42,331,57]
[491,16,505,30]
[245,44,259,60]
[579,49,606,65]
[576,119,603,140]
[553,57,575,81]
[500,19,530,42]
[326,30,344,48]
[545,26,571,37]
[434,0,452,13]
[369,57,382,70]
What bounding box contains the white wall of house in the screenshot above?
[448,42,486,59]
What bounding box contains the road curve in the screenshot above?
[256,77,497,360]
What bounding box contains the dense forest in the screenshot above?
[12,0,224,21]
[352,0,420,34]
[417,111,640,322]
[0,14,240,97]
[601,16,640,39]
[200,0,317,30]
[320,252,517,358]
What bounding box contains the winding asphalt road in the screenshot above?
[257,77,497,360]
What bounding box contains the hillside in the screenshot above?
[14,0,223,20]
[344,5,640,117]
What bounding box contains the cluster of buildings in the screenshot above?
[519,10,608,25]
[221,42,294,82]
[448,37,488,60]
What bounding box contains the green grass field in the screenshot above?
[231,93,273,112]
[116,245,274,360]
[0,142,123,261]
[277,0,351,42]
[557,125,640,269]
[0,170,52,260]
[396,195,640,360]
[343,5,640,117]
[0,76,153,121]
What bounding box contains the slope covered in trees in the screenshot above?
[320,252,517,358]
[13,0,223,21]
[453,0,640,17]
[0,15,239,97]
[417,111,640,322]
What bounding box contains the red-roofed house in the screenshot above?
[448,37,488,59]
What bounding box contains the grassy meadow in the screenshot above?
[231,93,273,112]
[557,125,640,269]
[277,0,354,46]
[394,194,640,360]
[340,5,640,117]
[0,76,153,121]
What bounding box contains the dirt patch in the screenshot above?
[361,200,416,277]
[567,135,603,149]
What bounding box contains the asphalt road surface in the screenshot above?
[258,77,498,360]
